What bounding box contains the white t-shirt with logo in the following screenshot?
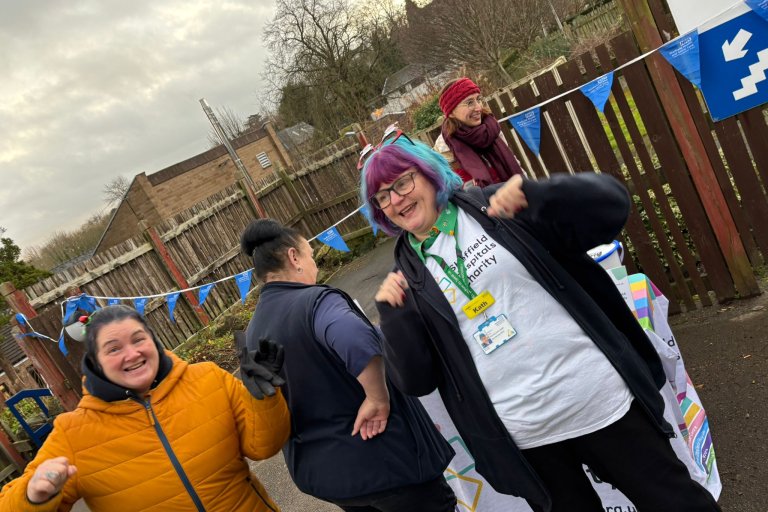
[423,207,633,449]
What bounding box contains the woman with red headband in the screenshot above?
[439,77,524,186]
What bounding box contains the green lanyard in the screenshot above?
[410,202,478,300]
[424,235,477,300]
[426,236,477,300]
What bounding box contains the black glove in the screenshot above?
[236,332,286,400]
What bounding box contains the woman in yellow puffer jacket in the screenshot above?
[0,305,290,512]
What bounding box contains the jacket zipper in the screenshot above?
[142,399,207,512]
[249,480,277,512]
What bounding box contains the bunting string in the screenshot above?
[42,0,764,352]
[497,0,744,125]
[73,204,367,303]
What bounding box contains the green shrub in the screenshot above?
[413,95,442,131]
[178,335,239,373]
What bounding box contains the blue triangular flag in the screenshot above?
[317,227,350,252]
[63,300,79,323]
[15,313,27,326]
[659,31,701,88]
[134,297,147,316]
[509,107,542,156]
[235,270,253,304]
[746,0,768,22]
[198,283,215,305]
[58,331,69,356]
[76,295,97,313]
[167,292,180,322]
[107,298,120,306]
[580,71,614,113]
[360,204,378,236]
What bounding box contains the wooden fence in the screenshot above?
[2,144,366,407]
[479,30,766,315]
[5,25,768,411]
[566,1,626,39]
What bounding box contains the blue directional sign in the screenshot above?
[699,6,768,121]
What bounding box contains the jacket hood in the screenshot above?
[81,348,175,404]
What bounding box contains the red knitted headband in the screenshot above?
[439,78,481,116]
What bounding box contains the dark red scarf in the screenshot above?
[443,114,523,186]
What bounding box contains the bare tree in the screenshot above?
[399,0,551,84]
[206,106,247,147]
[103,175,130,207]
[24,212,110,270]
[264,0,405,135]
[245,113,265,132]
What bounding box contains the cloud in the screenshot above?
[0,0,276,252]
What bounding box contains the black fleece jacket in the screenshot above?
[375,172,672,510]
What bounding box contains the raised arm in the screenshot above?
[488,172,631,255]
[226,367,290,461]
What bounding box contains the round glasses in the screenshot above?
[459,96,485,110]
[370,172,417,209]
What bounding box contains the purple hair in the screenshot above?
[360,139,462,236]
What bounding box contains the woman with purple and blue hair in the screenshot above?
[360,134,721,512]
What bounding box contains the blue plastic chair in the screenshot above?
[5,389,54,448]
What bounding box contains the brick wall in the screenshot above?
[151,136,281,215]
[96,173,165,251]
[96,125,287,252]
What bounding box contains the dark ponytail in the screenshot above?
[240,219,303,281]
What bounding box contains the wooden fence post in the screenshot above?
[617,0,760,298]
[277,165,313,236]
[0,352,22,393]
[0,427,26,472]
[265,121,294,168]
[140,223,211,326]
[350,123,369,149]
[235,170,267,218]
[0,283,81,411]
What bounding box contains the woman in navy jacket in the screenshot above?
[240,219,455,512]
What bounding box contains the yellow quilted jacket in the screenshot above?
[0,353,290,511]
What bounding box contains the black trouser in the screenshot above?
[521,400,721,512]
[330,476,457,512]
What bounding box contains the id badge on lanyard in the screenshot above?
[428,226,516,354]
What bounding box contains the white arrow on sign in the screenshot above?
[722,29,752,61]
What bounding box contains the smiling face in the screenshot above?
[95,318,160,396]
[378,168,439,240]
[449,93,484,127]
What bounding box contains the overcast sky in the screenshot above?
[0,0,278,252]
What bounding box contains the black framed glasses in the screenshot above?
[370,172,417,209]
[357,125,415,170]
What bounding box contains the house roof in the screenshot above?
[0,324,26,367]
[276,122,315,148]
[381,63,438,96]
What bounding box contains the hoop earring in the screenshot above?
[297,267,303,274]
